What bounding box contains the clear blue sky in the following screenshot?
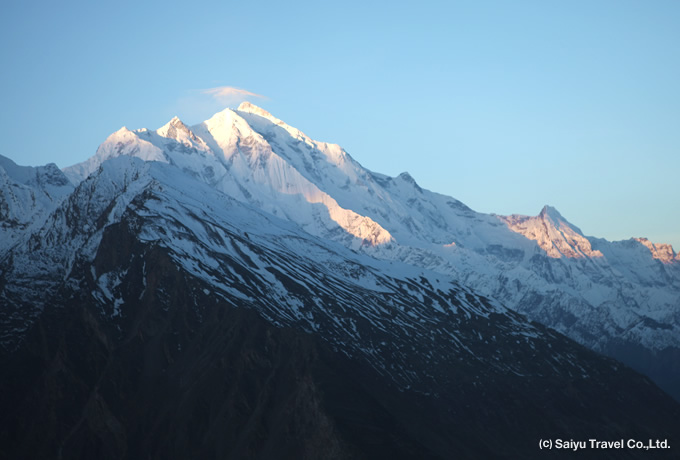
[1,1,678,249]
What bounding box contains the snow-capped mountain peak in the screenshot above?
[63,106,393,248]
[157,116,186,137]
[498,206,603,259]
[235,101,303,141]
[539,204,566,223]
[397,171,423,191]
[235,101,312,145]
[190,107,259,158]
[0,154,73,253]
[236,101,342,157]
[63,126,165,184]
[4,146,680,459]
[156,115,209,152]
[634,237,678,264]
[237,101,278,122]
[4,101,680,408]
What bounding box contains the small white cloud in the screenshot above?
[202,86,266,105]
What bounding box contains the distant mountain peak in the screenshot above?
[537,205,585,234]
[498,206,601,259]
[166,115,184,127]
[237,101,274,119]
[4,101,680,415]
[235,101,303,137]
[634,237,678,264]
[539,204,562,220]
[157,116,194,141]
[159,115,188,131]
[397,171,423,192]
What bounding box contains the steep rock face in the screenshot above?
[60,103,680,400]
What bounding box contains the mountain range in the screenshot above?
[1,102,678,458]
[66,101,680,398]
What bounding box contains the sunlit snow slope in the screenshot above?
[60,103,680,399]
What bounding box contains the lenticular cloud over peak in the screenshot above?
[202,86,266,105]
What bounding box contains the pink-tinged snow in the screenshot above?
[634,237,678,264]
[66,108,392,248]
[61,102,680,353]
[497,205,604,259]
